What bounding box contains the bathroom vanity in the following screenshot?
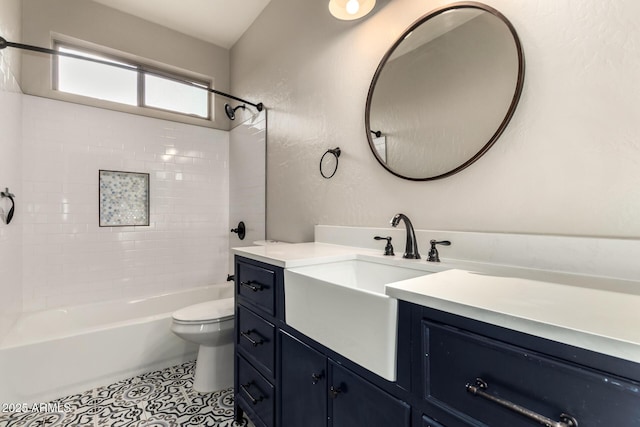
[232,237,640,427]
[233,254,412,427]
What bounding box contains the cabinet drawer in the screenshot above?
[423,321,640,427]
[237,355,275,427]
[236,258,276,315]
[237,305,275,378]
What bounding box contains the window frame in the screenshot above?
[52,41,212,121]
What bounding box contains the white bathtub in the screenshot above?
[0,283,233,405]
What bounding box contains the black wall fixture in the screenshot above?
[320,147,341,179]
[0,187,15,225]
[0,37,264,114]
[231,221,246,240]
[225,104,246,120]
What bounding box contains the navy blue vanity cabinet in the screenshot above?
[235,256,640,427]
[234,256,284,427]
[236,254,413,427]
[414,304,640,427]
[280,331,411,427]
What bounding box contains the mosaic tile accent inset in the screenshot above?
[99,170,150,227]
[0,361,253,427]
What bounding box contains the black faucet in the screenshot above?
[390,213,420,259]
[427,240,451,262]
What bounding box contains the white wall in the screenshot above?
[231,0,640,242]
[21,96,229,310]
[0,0,23,341]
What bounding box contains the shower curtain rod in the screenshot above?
[0,37,264,112]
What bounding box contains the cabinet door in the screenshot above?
[330,361,410,427]
[422,414,446,427]
[281,332,327,427]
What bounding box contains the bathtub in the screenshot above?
[0,283,233,405]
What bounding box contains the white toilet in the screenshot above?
[171,297,235,392]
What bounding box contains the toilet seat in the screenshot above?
[172,297,234,324]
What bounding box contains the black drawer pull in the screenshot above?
[466,378,579,427]
[329,385,342,399]
[240,330,264,347]
[240,381,264,405]
[240,280,264,292]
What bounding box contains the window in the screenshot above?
[144,74,209,118]
[54,43,211,119]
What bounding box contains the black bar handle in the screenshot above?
[240,330,264,347]
[240,382,264,405]
[240,280,263,292]
[466,378,578,427]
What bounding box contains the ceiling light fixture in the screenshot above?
[328,0,376,20]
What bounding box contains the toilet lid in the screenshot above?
[172,298,234,323]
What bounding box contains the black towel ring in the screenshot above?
[320,147,341,179]
[0,188,15,225]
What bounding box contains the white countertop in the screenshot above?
[234,242,640,364]
[233,242,377,268]
[386,269,640,363]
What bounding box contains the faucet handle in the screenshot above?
[427,240,451,262]
[374,236,395,256]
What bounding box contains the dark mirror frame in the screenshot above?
[365,1,525,181]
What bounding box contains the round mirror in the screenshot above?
[365,2,524,181]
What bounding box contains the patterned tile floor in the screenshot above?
[0,361,253,427]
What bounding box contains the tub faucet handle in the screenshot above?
[231,221,246,240]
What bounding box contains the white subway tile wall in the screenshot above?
[0,57,23,341]
[21,96,230,311]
